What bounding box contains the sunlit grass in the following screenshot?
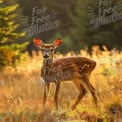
[0,46,122,121]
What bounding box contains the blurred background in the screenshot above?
[0,0,122,67]
[0,0,122,121]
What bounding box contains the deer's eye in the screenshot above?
[50,49,53,51]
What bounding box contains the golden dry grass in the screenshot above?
[0,46,122,122]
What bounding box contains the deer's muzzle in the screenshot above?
[43,54,49,59]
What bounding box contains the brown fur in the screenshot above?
[33,38,98,110]
[42,56,97,110]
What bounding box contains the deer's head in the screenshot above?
[33,38,62,59]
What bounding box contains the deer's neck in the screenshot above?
[43,58,53,68]
[41,58,53,77]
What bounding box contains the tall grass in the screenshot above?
[0,46,122,122]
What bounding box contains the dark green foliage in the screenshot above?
[18,0,122,53]
[69,0,122,50]
[0,1,28,67]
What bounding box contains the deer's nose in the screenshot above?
[43,54,49,58]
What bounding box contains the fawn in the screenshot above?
[33,38,98,110]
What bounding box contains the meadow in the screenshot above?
[0,46,122,122]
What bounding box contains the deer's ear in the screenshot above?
[53,38,62,47]
[33,38,43,47]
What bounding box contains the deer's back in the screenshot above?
[53,56,96,77]
[41,56,96,83]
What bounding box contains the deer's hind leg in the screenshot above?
[71,78,86,110]
[80,76,98,106]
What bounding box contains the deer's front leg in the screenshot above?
[54,82,60,110]
[43,83,50,107]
